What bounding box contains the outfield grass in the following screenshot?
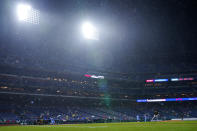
[1,121,197,131]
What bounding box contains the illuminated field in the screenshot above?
[1,121,197,131]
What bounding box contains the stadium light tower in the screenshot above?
[17,3,40,24]
[17,4,32,21]
[82,22,99,40]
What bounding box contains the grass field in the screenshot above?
[1,121,197,131]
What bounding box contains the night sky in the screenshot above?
[0,0,197,73]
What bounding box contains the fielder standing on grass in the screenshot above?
[144,114,147,122]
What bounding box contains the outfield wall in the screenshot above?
[171,118,197,121]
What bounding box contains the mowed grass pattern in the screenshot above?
[1,121,197,131]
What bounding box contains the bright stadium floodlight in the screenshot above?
[17,4,32,21]
[82,22,99,40]
[17,3,40,24]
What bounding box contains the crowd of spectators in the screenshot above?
[0,58,196,125]
[0,71,196,101]
[0,94,197,125]
[0,50,197,81]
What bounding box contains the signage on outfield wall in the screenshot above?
[137,97,197,103]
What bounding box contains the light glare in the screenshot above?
[16,3,40,24]
[82,22,99,40]
[17,4,32,21]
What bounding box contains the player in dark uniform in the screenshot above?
[180,112,184,120]
[151,110,159,121]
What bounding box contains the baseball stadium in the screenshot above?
[0,0,197,131]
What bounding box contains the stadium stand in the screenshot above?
[0,55,197,125]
